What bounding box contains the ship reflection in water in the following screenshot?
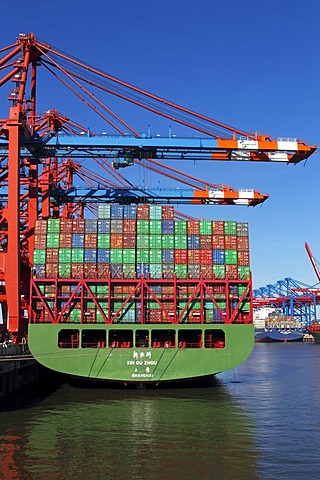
[0,380,259,480]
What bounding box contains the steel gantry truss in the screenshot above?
[0,33,317,338]
[253,277,319,325]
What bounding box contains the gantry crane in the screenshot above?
[0,33,317,339]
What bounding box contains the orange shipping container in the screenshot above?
[110,234,123,248]
[187,220,200,235]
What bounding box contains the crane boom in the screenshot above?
[305,242,320,282]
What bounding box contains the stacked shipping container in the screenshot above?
[32,204,250,323]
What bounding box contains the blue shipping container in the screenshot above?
[84,249,97,263]
[213,249,225,265]
[97,249,110,263]
[72,234,85,248]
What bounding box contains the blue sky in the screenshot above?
[1,0,320,288]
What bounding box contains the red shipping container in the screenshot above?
[71,263,84,278]
[46,248,59,263]
[149,310,162,323]
[212,285,225,295]
[188,250,200,264]
[187,220,200,235]
[200,250,212,265]
[162,206,174,220]
[137,205,150,219]
[97,264,110,279]
[238,250,250,266]
[72,219,85,233]
[200,265,213,278]
[59,233,72,248]
[174,249,188,264]
[200,235,212,250]
[35,220,47,235]
[34,234,47,248]
[224,235,237,249]
[226,264,238,279]
[237,237,249,250]
[85,234,97,248]
[123,234,136,248]
[123,219,136,233]
[212,235,225,249]
[178,286,188,296]
[46,263,58,277]
[84,263,97,279]
[110,234,123,248]
[212,221,225,235]
[60,219,73,233]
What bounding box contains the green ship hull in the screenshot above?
[28,324,254,385]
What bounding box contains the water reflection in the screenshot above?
[0,379,259,480]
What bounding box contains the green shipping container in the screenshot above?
[58,263,71,278]
[33,249,46,264]
[162,235,174,249]
[59,248,72,263]
[149,235,162,249]
[174,264,187,278]
[225,250,238,265]
[149,206,162,220]
[224,221,237,235]
[137,249,149,263]
[72,248,84,263]
[174,220,187,234]
[149,249,162,264]
[136,220,149,234]
[149,220,162,234]
[110,249,123,263]
[149,264,162,279]
[47,233,60,248]
[136,235,150,249]
[122,249,136,263]
[123,264,135,278]
[213,265,226,279]
[238,266,250,279]
[70,309,81,323]
[47,218,61,233]
[97,234,110,249]
[96,285,109,295]
[174,235,187,249]
[199,220,212,235]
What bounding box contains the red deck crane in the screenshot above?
[305,242,320,283]
[0,33,317,339]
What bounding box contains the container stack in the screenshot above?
[33,204,250,282]
[32,204,250,323]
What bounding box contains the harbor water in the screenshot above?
[0,342,319,479]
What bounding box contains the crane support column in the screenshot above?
[5,106,21,334]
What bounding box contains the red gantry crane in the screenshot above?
[0,33,317,340]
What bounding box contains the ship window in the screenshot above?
[178,329,202,348]
[82,329,106,348]
[58,329,79,349]
[136,330,149,347]
[204,329,225,349]
[109,329,133,348]
[151,330,175,348]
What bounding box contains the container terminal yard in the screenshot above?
[0,33,318,394]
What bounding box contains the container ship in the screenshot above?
[254,307,304,342]
[308,323,320,343]
[28,204,254,385]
